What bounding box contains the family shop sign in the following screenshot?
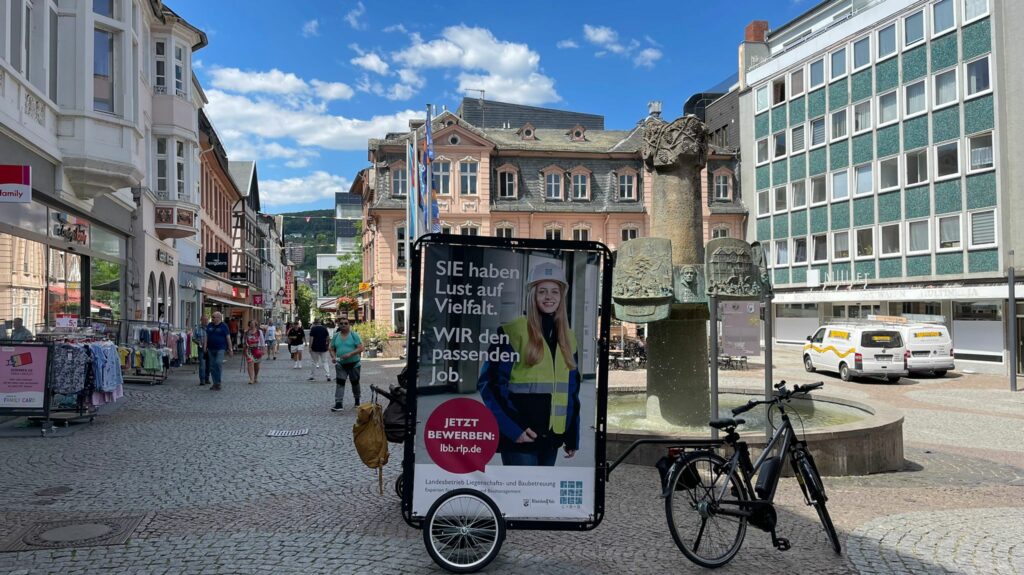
[0,165,31,203]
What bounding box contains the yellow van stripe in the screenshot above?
[805,345,858,358]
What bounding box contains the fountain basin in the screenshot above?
[606,387,903,476]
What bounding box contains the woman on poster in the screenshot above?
[477,261,581,466]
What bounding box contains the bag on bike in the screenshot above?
[657,455,701,493]
[382,385,407,443]
[353,402,389,494]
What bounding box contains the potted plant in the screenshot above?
[354,320,392,358]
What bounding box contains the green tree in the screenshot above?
[295,283,314,324]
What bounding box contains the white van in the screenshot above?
[899,324,954,377]
[803,323,909,383]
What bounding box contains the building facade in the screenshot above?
[314,192,361,312]
[227,160,262,327]
[739,0,1020,372]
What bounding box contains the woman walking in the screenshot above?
[265,322,278,360]
[243,320,266,384]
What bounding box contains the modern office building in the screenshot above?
[739,0,1020,372]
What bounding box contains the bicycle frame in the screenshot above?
[713,406,797,520]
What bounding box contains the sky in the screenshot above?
[171,0,817,214]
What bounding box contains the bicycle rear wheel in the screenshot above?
[665,451,749,569]
[792,449,841,554]
[423,489,505,573]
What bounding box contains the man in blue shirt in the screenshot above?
[205,311,233,390]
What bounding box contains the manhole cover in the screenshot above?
[1,516,144,552]
[267,429,309,437]
[34,486,73,497]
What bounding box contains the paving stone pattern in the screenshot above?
[0,348,1021,574]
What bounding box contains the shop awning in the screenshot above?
[204,295,258,309]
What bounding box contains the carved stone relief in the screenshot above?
[704,238,772,299]
[24,93,45,126]
[641,115,711,171]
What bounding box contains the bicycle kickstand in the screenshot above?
[770,529,792,552]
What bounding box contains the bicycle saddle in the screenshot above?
[709,417,745,430]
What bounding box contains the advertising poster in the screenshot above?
[412,242,603,521]
[719,300,760,357]
[0,345,49,410]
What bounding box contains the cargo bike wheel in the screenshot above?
[423,488,505,573]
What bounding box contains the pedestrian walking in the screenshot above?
[307,319,331,381]
[288,320,305,369]
[329,317,364,411]
[205,312,233,390]
[193,315,210,385]
[243,320,265,385]
[228,316,240,347]
[265,322,278,360]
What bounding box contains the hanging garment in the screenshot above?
[52,344,90,394]
[142,348,162,371]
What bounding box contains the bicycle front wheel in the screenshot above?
[423,489,505,573]
[665,451,749,569]
[792,449,841,554]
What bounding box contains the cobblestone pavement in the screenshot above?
[0,347,1021,574]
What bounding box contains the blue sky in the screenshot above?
[171,0,815,214]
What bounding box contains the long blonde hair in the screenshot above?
[524,282,576,370]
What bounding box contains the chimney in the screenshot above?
[648,100,662,118]
[409,119,425,130]
[745,20,769,43]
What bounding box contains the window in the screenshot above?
[794,237,808,264]
[757,138,769,163]
[396,226,407,268]
[968,133,993,171]
[94,0,115,18]
[811,175,827,204]
[934,69,957,108]
[772,78,786,105]
[965,56,990,97]
[833,231,850,259]
[970,210,996,247]
[776,240,790,266]
[905,10,924,46]
[774,132,787,158]
[935,141,960,179]
[774,186,787,212]
[810,118,826,147]
[546,228,562,241]
[432,161,451,194]
[933,0,955,35]
[545,173,562,199]
[880,156,900,190]
[94,28,116,113]
[905,80,927,117]
[714,174,730,200]
[156,138,167,193]
[791,180,807,208]
[878,23,897,59]
[572,228,590,241]
[460,226,479,236]
[758,191,770,216]
[855,228,874,258]
[964,0,989,22]
[456,162,478,196]
[621,227,638,242]
[791,69,804,97]
[830,47,846,79]
[174,45,184,95]
[813,234,828,262]
[155,40,166,91]
[392,168,407,197]
[495,226,514,238]
[855,164,873,195]
[853,37,871,70]
[498,170,517,198]
[877,91,898,126]
[908,220,930,252]
[881,223,901,255]
[756,85,769,112]
[809,58,825,88]
[791,126,805,153]
[571,173,589,200]
[175,141,185,199]
[906,149,929,185]
[854,100,872,133]
[712,227,730,239]
[831,109,847,140]
[619,173,636,199]
[938,215,961,249]
[441,225,452,234]
[831,170,848,200]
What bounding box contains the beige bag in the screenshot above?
[353,402,390,494]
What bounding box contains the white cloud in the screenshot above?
[386,83,416,101]
[644,35,662,48]
[310,79,355,101]
[391,25,559,105]
[302,19,319,38]
[351,52,390,75]
[193,59,204,70]
[583,25,619,48]
[260,171,353,207]
[345,2,366,30]
[396,68,425,88]
[633,48,663,69]
[383,24,407,33]
[208,67,308,95]
[556,39,579,49]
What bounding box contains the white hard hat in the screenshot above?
[527,261,567,288]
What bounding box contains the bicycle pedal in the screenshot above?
[774,537,791,552]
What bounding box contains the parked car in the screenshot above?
[899,323,954,377]
[803,323,909,383]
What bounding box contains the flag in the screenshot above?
[305,216,311,223]
[423,104,439,234]
[406,137,417,239]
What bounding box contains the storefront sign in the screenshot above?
[50,212,89,246]
[253,294,264,306]
[0,345,48,410]
[0,165,31,203]
[157,249,175,266]
[283,267,294,304]
[205,252,229,272]
[358,282,371,292]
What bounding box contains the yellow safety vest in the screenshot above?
[502,316,576,435]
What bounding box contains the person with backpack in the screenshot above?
[307,319,331,381]
[329,317,364,412]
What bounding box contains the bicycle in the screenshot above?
[661,380,841,568]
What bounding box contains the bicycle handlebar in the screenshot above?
[730,381,824,415]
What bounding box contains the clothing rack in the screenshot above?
[28,335,124,433]
[122,320,171,385]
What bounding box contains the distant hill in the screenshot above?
[276,209,334,276]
